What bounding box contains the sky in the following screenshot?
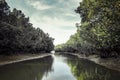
[6,0,81,45]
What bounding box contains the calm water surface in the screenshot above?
[0,53,120,80]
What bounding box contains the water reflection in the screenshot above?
[41,54,76,80]
[0,54,120,80]
[0,56,53,80]
[65,54,120,80]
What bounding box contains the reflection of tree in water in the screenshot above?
[66,55,120,80]
[0,56,53,80]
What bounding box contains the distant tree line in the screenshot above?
[55,0,120,58]
[0,0,54,54]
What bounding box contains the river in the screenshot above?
[0,53,120,80]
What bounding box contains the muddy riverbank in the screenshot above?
[61,52,120,72]
[0,53,52,66]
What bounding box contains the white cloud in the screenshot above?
[30,15,77,30]
[29,15,78,45]
[6,0,81,45]
[58,0,64,3]
[26,0,81,45]
[27,0,52,10]
[64,13,76,17]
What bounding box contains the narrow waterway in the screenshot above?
[0,53,120,80]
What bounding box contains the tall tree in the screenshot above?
[0,0,54,54]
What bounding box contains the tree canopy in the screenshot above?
[0,0,54,54]
[55,0,120,57]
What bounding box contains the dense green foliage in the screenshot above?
[55,0,120,57]
[0,0,54,54]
